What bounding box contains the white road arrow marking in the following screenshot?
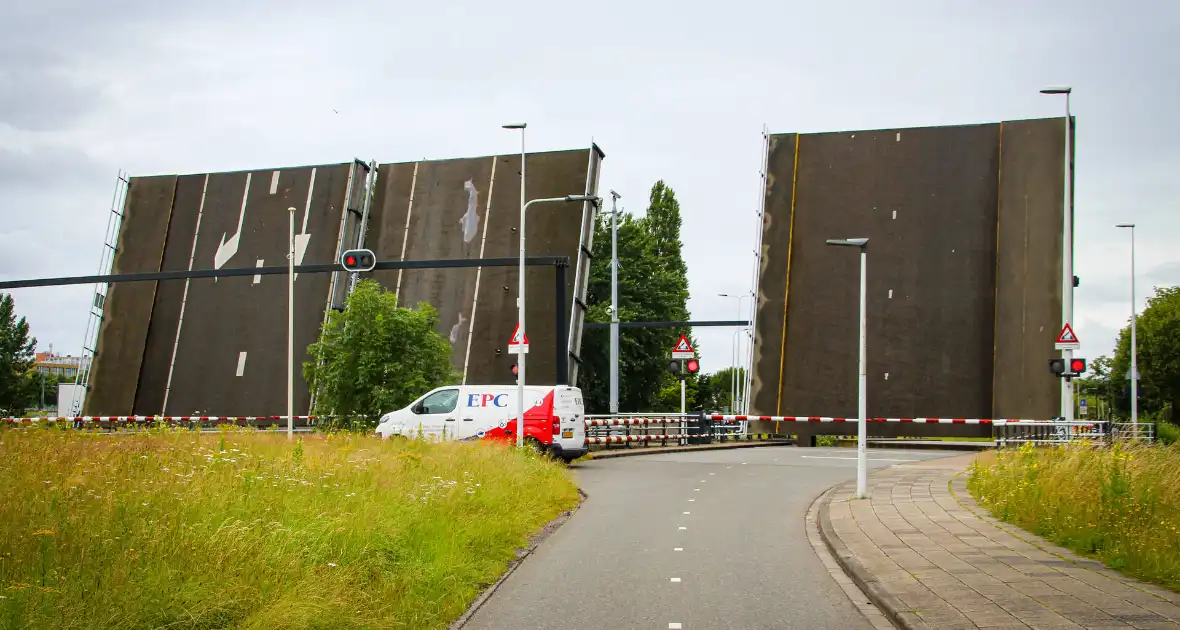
[292,168,317,281]
[214,173,252,276]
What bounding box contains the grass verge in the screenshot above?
[967,441,1180,591]
[0,425,580,629]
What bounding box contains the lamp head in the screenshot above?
[1115,223,1135,228]
[825,237,869,248]
[502,122,527,129]
[566,194,600,204]
[1040,87,1072,95]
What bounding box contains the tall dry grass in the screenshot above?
[968,441,1180,590]
[0,425,579,629]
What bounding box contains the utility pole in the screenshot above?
[609,190,621,416]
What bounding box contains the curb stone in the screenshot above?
[817,488,926,630]
[449,488,588,629]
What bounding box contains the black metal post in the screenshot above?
[555,262,568,385]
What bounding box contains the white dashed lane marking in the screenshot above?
[683,511,690,515]
[678,526,687,530]
[674,547,683,551]
[669,623,682,629]
[670,577,681,583]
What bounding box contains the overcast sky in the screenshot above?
[2,0,1177,378]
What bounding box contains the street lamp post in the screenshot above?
[609,190,622,416]
[515,194,600,448]
[1041,87,1075,422]
[825,237,868,499]
[719,293,751,412]
[287,206,296,439]
[1116,223,1138,429]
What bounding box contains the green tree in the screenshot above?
[1108,285,1180,419]
[303,280,459,430]
[0,293,37,416]
[1074,355,1115,420]
[577,181,693,413]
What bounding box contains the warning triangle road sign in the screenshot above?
[509,322,530,345]
[671,334,695,358]
[1055,323,1078,344]
[1054,323,1080,350]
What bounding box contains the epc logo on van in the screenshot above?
[466,393,508,408]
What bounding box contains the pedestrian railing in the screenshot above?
[1110,422,1155,442]
[993,420,1109,446]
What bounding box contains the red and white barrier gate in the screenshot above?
[584,417,688,427]
[707,415,1047,425]
[3,415,317,424]
[587,434,678,445]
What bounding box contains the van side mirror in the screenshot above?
[411,402,424,414]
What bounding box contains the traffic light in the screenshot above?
[1049,357,1087,378]
[686,358,700,374]
[511,363,518,378]
[340,248,376,272]
[667,360,681,374]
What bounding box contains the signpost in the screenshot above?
[508,322,529,354]
[1054,323,1080,423]
[1079,397,1088,417]
[670,335,696,415]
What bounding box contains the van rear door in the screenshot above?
[552,386,586,458]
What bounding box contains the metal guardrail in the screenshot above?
[584,413,749,449]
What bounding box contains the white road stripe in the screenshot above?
[678,526,687,530]
[801,455,918,462]
[236,352,247,377]
[688,499,695,502]
[461,156,498,384]
[394,162,419,301]
[683,511,691,515]
[670,577,681,583]
[669,624,682,629]
[162,173,209,414]
[674,547,683,551]
[253,259,264,284]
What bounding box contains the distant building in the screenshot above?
[35,351,90,379]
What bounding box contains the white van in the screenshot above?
[374,384,588,463]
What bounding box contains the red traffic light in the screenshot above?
[1070,358,1086,374]
[511,363,519,377]
[340,248,376,272]
[686,358,700,374]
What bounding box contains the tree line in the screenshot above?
[1073,285,1179,425]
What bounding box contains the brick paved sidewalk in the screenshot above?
[819,453,1180,629]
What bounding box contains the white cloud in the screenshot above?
[1,0,1177,384]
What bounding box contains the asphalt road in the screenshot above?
[463,445,962,630]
